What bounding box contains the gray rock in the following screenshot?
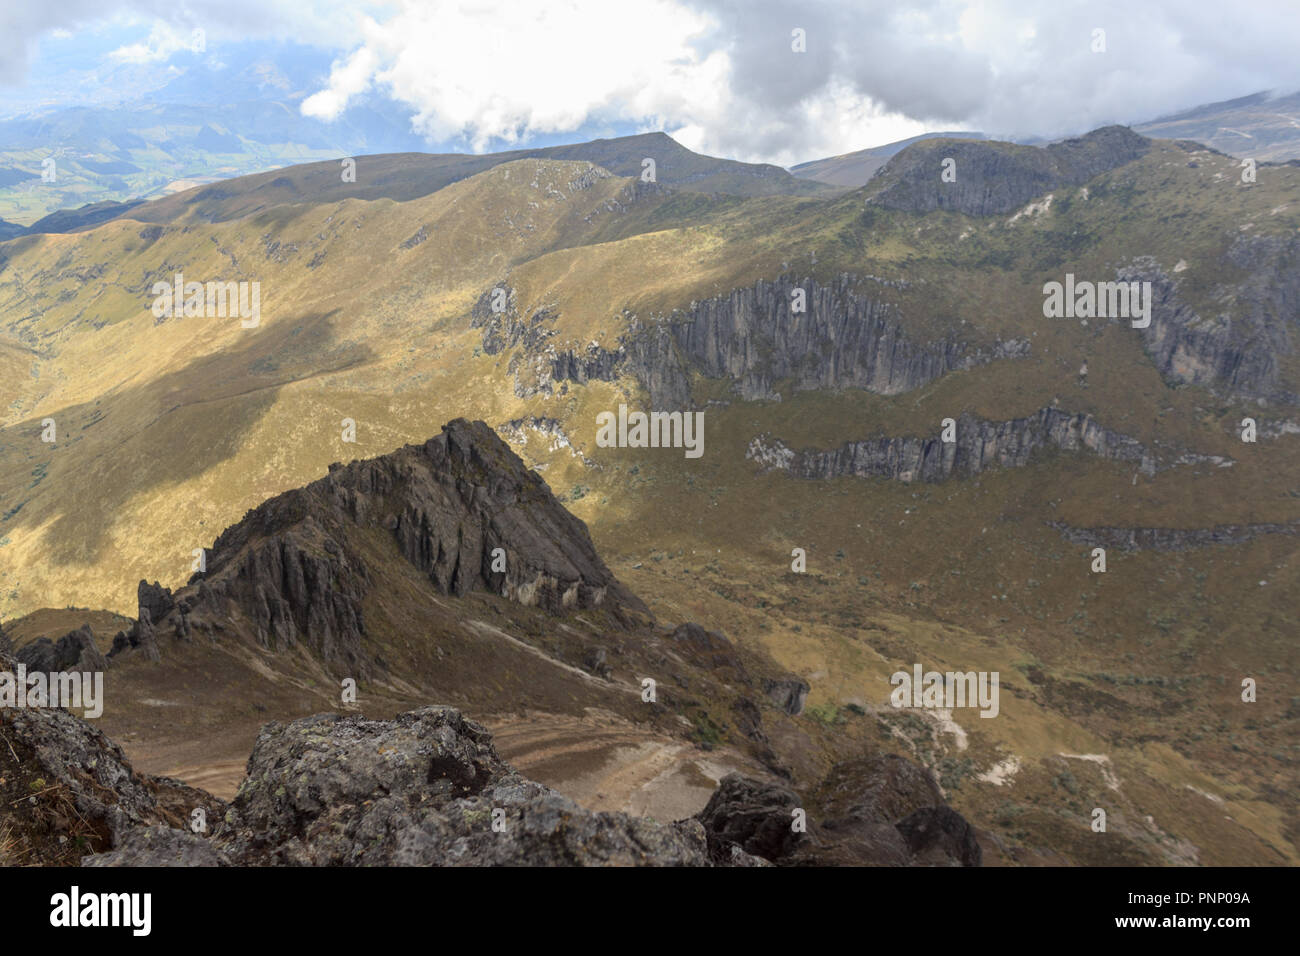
[1125,237,1300,403]
[137,580,174,623]
[1048,519,1300,552]
[762,677,809,716]
[869,126,1150,217]
[696,773,804,862]
[896,805,982,866]
[697,760,982,867]
[10,670,980,869]
[818,754,945,825]
[804,756,980,865]
[623,275,1028,408]
[83,826,229,867]
[474,273,1030,409]
[749,406,1157,483]
[223,706,718,866]
[15,625,108,673]
[1,651,227,863]
[788,820,914,867]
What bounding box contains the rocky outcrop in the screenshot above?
[896,806,982,866]
[1048,519,1300,552]
[498,416,594,466]
[666,622,749,678]
[137,580,174,623]
[697,758,981,867]
[83,826,230,867]
[471,291,625,398]
[14,624,107,673]
[472,275,1028,408]
[0,650,226,865]
[869,126,1150,216]
[44,701,749,867]
[505,339,624,399]
[471,288,550,356]
[789,754,979,867]
[208,706,748,867]
[623,275,1030,407]
[747,407,1156,483]
[817,754,946,825]
[109,579,173,661]
[108,420,647,671]
[3,668,975,868]
[697,774,804,862]
[762,677,810,716]
[1123,238,1300,403]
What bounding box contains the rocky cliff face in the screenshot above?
[624,275,1029,407]
[1123,237,1300,403]
[475,275,1028,408]
[747,407,1159,483]
[868,125,1150,216]
[108,420,647,672]
[1048,520,1300,552]
[471,290,625,399]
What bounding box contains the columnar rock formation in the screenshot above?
[475,275,1028,408]
[14,624,108,673]
[624,275,1029,407]
[1123,237,1300,404]
[747,407,1156,483]
[1048,520,1300,552]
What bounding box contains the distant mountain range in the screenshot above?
[789,90,1300,189]
[791,131,989,187]
[0,131,831,238]
[2,78,1298,233]
[1133,89,1300,162]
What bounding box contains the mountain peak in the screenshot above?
[865,124,1150,216]
[110,419,649,674]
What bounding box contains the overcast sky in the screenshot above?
[3,0,1299,165]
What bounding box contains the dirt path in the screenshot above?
[485,710,754,820]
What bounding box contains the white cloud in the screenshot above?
[302,45,379,119]
[3,0,1300,163]
[107,21,193,63]
[299,0,1300,162]
[301,0,724,151]
[294,0,963,162]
